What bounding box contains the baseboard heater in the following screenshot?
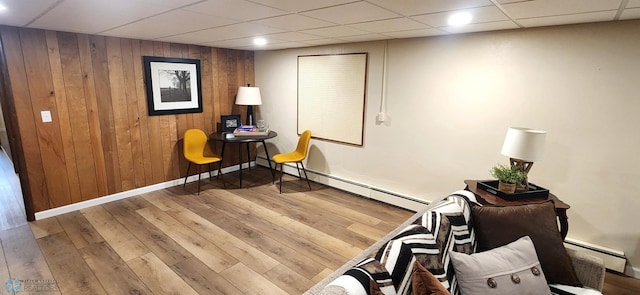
[564,238,627,273]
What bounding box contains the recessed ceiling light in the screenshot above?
[0,4,7,11]
[253,37,267,46]
[448,12,472,26]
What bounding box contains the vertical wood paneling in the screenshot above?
[0,27,49,213]
[131,40,154,186]
[120,39,146,188]
[142,41,164,184]
[89,35,121,194]
[45,31,82,204]
[56,32,99,201]
[106,37,135,191]
[0,26,254,214]
[77,34,108,197]
[20,28,72,208]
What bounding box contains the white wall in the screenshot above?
[255,20,640,270]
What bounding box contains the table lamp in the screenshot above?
[500,127,547,190]
[235,84,262,126]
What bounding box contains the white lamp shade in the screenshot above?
[501,127,547,161]
[235,86,262,105]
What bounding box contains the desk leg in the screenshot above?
[246,143,251,170]
[261,140,274,181]
[557,208,569,240]
[238,143,243,188]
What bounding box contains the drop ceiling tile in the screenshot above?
[209,38,309,51]
[337,33,392,43]
[183,0,288,20]
[502,0,623,19]
[367,0,493,16]
[103,9,239,39]
[0,0,59,26]
[349,17,431,33]
[517,10,618,27]
[381,27,447,39]
[301,2,401,25]
[245,0,355,13]
[301,38,344,46]
[156,22,284,44]
[621,7,640,19]
[263,31,325,42]
[412,6,509,28]
[29,0,191,33]
[300,25,369,38]
[255,14,336,31]
[441,20,519,34]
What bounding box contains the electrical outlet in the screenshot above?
[41,110,52,123]
[377,112,386,122]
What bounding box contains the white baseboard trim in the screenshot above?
[34,162,252,220]
[256,156,429,211]
[625,264,640,278]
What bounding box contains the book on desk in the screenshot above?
[233,125,270,136]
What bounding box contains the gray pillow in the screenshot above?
[449,236,551,295]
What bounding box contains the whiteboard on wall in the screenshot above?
[297,53,368,146]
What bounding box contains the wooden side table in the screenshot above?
[464,180,570,240]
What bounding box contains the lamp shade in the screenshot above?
[235,86,262,105]
[501,127,547,161]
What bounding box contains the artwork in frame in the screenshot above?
[143,56,203,116]
[221,115,241,132]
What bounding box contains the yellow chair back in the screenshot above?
[296,130,312,159]
[183,129,213,162]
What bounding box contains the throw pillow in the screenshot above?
[449,236,551,295]
[412,261,452,295]
[471,201,582,286]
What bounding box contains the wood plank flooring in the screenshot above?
[24,166,415,294]
[0,148,639,294]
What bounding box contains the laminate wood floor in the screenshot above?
[0,149,639,294]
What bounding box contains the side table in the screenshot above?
[209,131,277,188]
[464,180,570,240]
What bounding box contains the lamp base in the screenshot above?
[246,105,254,126]
[509,158,533,191]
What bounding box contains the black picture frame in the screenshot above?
[143,56,203,116]
[221,115,241,132]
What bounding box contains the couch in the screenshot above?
[305,190,605,295]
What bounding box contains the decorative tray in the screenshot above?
[477,180,549,201]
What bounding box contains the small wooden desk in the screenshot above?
[464,180,570,240]
[209,131,277,188]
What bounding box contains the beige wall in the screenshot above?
[255,20,640,270]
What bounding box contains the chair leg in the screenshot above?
[217,161,226,189]
[300,161,312,190]
[196,165,202,195]
[279,163,283,194]
[272,162,277,184]
[208,163,212,181]
[183,162,192,189]
[295,162,302,179]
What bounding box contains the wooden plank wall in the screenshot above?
[0,26,254,214]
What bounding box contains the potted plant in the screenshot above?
[489,163,527,194]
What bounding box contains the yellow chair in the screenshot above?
[272,130,312,193]
[183,129,223,195]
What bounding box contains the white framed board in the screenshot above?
[297,53,367,146]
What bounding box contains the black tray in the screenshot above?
[477,180,549,201]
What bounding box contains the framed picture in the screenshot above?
[221,114,241,132]
[143,56,203,116]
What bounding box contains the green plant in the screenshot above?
[489,163,527,184]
